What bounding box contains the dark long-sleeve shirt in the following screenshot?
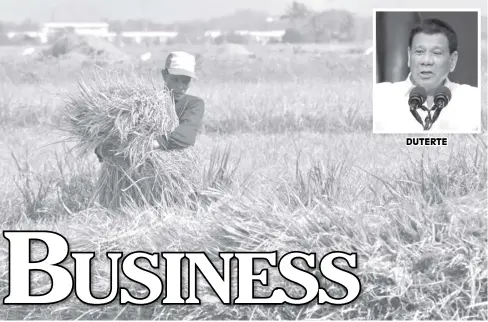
[156,94,205,150]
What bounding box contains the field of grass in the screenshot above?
[0,40,486,320]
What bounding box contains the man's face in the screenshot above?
[163,71,192,101]
[408,32,458,92]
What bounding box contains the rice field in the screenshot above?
[0,40,486,320]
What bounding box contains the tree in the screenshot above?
[281,3,358,43]
[280,1,314,42]
[282,28,307,43]
[108,20,124,33]
[281,1,311,22]
[305,10,356,42]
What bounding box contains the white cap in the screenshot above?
[165,51,197,79]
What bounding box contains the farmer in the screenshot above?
[95,51,205,161]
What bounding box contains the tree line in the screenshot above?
[0,2,374,44]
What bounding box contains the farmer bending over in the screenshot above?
[95,51,205,161]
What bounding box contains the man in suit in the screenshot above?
[373,18,480,133]
[95,51,205,160]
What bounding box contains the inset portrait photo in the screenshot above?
[372,9,481,134]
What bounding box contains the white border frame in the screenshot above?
[372,8,482,134]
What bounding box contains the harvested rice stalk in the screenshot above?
[97,148,201,209]
[60,70,201,209]
[61,70,178,165]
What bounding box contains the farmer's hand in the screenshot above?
[94,147,103,162]
[153,137,169,150]
[95,141,119,162]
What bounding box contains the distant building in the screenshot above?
[234,30,285,44]
[39,22,110,42]
[100,32,118,42]
[43,22,109,35]
[119,31,178,44]
[38,23,178,45]
[3,21,286,46]
[204,30,222,39]
[7,31,47,43]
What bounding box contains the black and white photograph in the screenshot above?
[373,9,482,133]
[0,0,486,320]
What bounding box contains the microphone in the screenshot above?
[430,86,452,126]
[408,86,427,108]
[433,86,452,109]
[408,86,427,126]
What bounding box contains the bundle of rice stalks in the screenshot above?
[61,70,201,209]
[96,148,201,209]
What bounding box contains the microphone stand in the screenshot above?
[408,82,450,131]
[409,101,447,131]
[430,101,446,124]
[424,101,446,131]
[420,105,432,131]
[409,104,424,127]
[409,103,432,130]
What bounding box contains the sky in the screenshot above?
[0,0,486,23]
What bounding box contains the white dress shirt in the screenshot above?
[373,74,481,133]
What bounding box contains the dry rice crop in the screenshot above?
[60,71,200,209]
[0,38,486,320]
